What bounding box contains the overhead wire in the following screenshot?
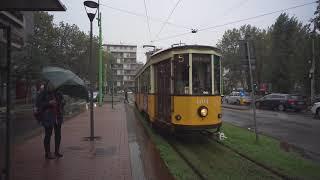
[153,0,183,41]
[221,0,250,17]
[143,0,152,42]
[99,3,191,30]
[153,1,317,42]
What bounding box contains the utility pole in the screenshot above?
[311,23,316,104]
[98,0,103,106]
[246,40,258,143]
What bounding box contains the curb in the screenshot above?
[222,105,250,111]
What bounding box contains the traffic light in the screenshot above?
[253,83,258,92]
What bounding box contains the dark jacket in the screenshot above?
[36,90,65,127]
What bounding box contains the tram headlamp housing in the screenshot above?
[198,106,208,117]
[175,114,182,121]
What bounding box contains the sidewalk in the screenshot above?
[11,103,132,180]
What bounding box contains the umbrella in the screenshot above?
[42,66,89,100]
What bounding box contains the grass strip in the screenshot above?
[173,137,280,180]
[132,107,199,180]
[220,122,320,180]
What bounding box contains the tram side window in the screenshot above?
[142,72,147,93]
[145,67,151,93]
[154,66,158,93]
[174,54,189,95]
[135,79,138,93]
[139,76,143,93]
[214,55,221,94]
[192,54,212,95]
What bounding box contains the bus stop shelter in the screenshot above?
[0,1,66,179]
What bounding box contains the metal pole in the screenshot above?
[220,57,223,95]
[98,11,103,106]
[103,63,106,96]
[246,40,258,143]
[89,21,94,140]
[311,24,316,104]
[112,70,114,109]
[4,26,11,180]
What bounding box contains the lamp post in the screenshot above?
[84,0,99,141]
[97,0,103,106]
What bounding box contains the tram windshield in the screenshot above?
[192,54,212,95]
[174,54,190,95]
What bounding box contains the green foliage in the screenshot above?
[13,11,112,87]
[313,1,320,31]
[218,13,313,95]
[268,13,311,93]
[217,24,269,93]
[104,51,116,84]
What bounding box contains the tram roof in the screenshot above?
[150,45,221,58]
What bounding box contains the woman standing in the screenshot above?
[36,83,65,159]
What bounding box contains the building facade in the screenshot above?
[103,44,143,92]
[0,11,34,107]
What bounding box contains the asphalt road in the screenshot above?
[222,107,320,162]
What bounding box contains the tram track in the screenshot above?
[165,131,286,180]
[166,139,207,180]
[132,103,287,179]
[202,130,290,180]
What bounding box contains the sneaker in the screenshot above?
[55,152,63,158]
[45,153,56,160]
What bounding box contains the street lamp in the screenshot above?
[83,0,99,141]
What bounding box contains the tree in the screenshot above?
[268,13,311,93]
[13,12,102,82]
[103,52,116,93]
[313,0,320,31]
[13,12,58,80]
[217,25,268,92]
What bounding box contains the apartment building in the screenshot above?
[103,44,143,92]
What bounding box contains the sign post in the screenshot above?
[240,39,258,143]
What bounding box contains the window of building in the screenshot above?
[192,54,212,95]
[174,54,189,95]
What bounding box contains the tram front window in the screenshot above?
[192,54,212,95]
[174,54,189,95]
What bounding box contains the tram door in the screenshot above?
[156,60,171,122]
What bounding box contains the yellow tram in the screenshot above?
[135,45,222,131]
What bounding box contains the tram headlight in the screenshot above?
[175,114,182,121]
[198,106,208,117]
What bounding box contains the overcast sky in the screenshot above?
[51,0,316,63]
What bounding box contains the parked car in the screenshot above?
[225,91,240,104]
[311,102,320,119]
[225,91,251,105]
[255,93,307,112]
[240,92,252,105]
[312,94,320,104]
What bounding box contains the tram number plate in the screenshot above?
[196,98,209,105]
